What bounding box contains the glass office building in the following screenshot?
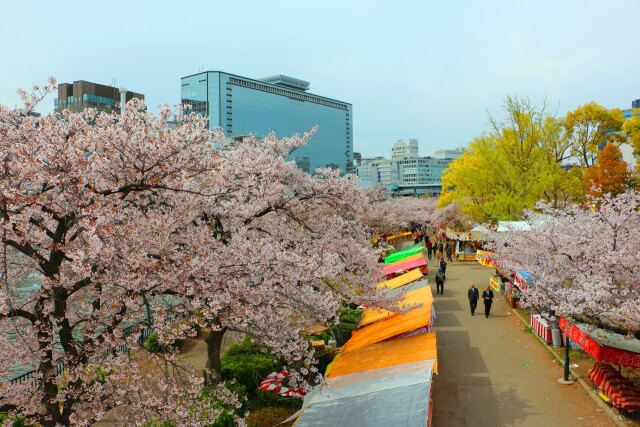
[181,72,353,174]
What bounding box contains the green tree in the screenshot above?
[622,113,640,173]
[440,96,581,222]
[563,102,625,167]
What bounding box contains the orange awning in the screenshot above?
[376,268,423,290]
[326,333,438,378]
[359,286,433,328]
[342,303,431,354]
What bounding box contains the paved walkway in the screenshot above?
[428,258,615,427]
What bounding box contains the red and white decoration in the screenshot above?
[589,363,640,413]
[258,371,306,398]
[530,314,553,344]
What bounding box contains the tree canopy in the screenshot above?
[0,80,388,426]
[439,96,583,222]
[582,142,633,198]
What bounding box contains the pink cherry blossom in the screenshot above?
[0,80,391,425]
[490,191,640,332]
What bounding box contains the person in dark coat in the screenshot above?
[468,283,479,316]
[435,268,445,295]
[445,243,453,262]
[482,286,495,318]
[439,258,447,280]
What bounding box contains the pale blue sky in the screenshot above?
[1,0,638,157]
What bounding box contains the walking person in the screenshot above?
[482,286,495,318]
[435,268,445,295]
[438,241,444,260]
[439,258,447,281]
[445,243,453,262]
[468,283,479,316]
[426,239,433,260]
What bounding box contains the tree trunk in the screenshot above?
[205,327,227,382]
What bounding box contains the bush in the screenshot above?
[221,338,282,397]
[144,333,165,353]
[143,333,184,353]
[255,389,301,409]
[337,308,362,325]
[0,413,30,427]
[209,412,234,427]
[245,407,298,427]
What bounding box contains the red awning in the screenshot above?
[559,318,640,369]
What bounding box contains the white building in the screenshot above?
[391,138,419,160]
[433,147,465,160]
[356,139,455,194]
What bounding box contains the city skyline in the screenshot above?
[1,0,639,157]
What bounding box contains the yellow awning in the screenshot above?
[359,286,433,327]
[376,268,423,290]
[326,333,438,378]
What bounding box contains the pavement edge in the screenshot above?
[510,308,631,427]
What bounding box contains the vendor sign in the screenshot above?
[475,250,496,267]
[489,276,500,292]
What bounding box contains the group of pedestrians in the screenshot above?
[422,232,495,318]
[424,238,454,262]
[467,283,494,318]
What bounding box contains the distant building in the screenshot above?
[620,99,640,163]
[356,139,452,196]
[433,147,465,160]
[54,80,144,114]
[622,98,640,119]
[181,71,353,174]
[353,152,362,166]
[391,138,419,160]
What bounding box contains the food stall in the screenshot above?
[381,254,428,278]
[560,318,640,413]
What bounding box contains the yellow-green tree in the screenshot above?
[563,102,625,167]
[439,96,583,222]
[622,113,640,173]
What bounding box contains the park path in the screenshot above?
[428,257,615,427]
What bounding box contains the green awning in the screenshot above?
[384,245,424,264]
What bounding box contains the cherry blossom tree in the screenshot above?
[430,202,471,230]
[491,191,640,333]
[364,194,437,234]
[0,81,387,426]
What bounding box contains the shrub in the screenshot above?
[0,413,30,427]
[255,389,301,409]
[143,333,184,353]
[144,333,165,353]
[337,308,362,325]
[221,338,282,396]
[245,407,298,427]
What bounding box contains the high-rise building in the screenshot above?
[181,71,353,174]
[54,80,144,114]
